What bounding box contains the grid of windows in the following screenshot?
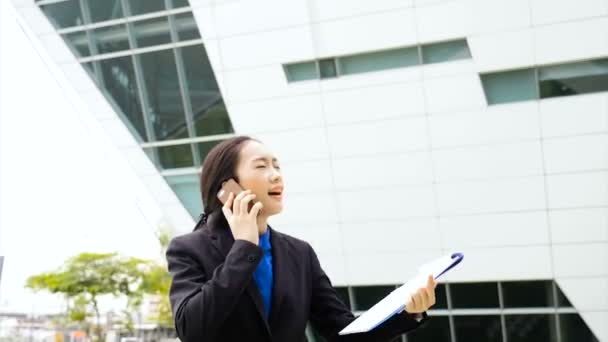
[481,58,608,105]
[37,0,234,219]
[284,39,471,82]
[306,280,598,342]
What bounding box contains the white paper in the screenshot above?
[339,253,463,335]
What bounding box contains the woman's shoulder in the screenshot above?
[272,229,314,255]
[167,228,211,255]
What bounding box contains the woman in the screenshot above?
[166,136,437,342]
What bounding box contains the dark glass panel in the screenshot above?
[451,282,500,308]
[408,315,451,342]
[133,16,172,48]
[92,23,130,54]
[454,315,503,342]
[505,314,558,342]
[353,286,394,311]
[502,280,555,308]
[40,0,84,29]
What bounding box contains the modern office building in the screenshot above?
[7,0,607,341]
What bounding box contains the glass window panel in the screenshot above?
[92,24,130,54]
[560,314,599,342]
[99,56,148,141]
[506,314,558,342]
[353,286,394,311]
[174,13,201,41]
[338,47,419,75]
[451,282,500,308]
[319,59,337,79]
[539,59,608,99]
[198,139,227,164]
[502,280,554,308]
[62,31,90,57]
[307,322,328,342]
[128,0,166,16]
[481,69,538,105]
[454,315,503,342]
[40,0,84,29]
[408,315,451,342]
[434,284,448,309]
[138,49,188,141]
[170,0,190,8]
[157,144,194,169]
[179,45,234,137]
[285,61,318,82]
[556,284,573,307]
[133,17,172,48]
[165,174,201,219]
[422,39,471,64]
[86,0,123,23]
[334,287,351,309]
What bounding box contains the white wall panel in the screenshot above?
[415,0,473,42]
[332,151,433,189]
[469,29,535,72]
[313,8,417,57]
[282,224,343,255]
[580,311,608,342]
[469,0,531,34]
[550,208,608,244]
[341,219,441,253]
[309,0,412,22]
[441,211,549,248]
[436,177,546,215]
[430,103,540,148]
[322,82,426,125]
[546,172,608,208]
[327,117,429,158]
[228,94,324,133]
[556,277,608,310]
[424,73,486,113]
[543,134,608,174]
[534,18,608,65]
[280,159,334,194]
[433,141,543,182]
[531,0,608,26]
[540,94,608,138]
[337,185,437,221]
[553,243,608,277]
[271,192,339,225]
[212,0,309,37]
[255,126,329,163]
[220,26,314,70]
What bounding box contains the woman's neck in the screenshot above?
[257,215,269,235]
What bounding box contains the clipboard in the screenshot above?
[339,252,464,335]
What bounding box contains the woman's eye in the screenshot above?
[256,165,266,169]
[274,165,281,170]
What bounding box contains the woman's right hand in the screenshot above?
[221,190,264,245]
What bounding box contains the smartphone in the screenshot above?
[217,179,257,213]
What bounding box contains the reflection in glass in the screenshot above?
[560,314,599,342]
[502,281,554,308]
[138,49,188,141]
[133,17,172,48]
[481,69,538,105]
[319,59,337,79]
[99,56,148,141]
[285,61,318,82]
[165,173,201,219]
[86,0,123,23]
[194,102,234,137]
[505,314,557,342]
[408,315,451,342]
[170,0,190,8]
[353,286,394,311]
[174,12,202,41]
[158,144,194,169]
[422,39,471,64]
[454,315,503,342]
[339,47,419,75]
[557,284,573,307]
[539,59,608,98]
[198,139,226,163]
[434,284,448,309]
[334,287,351,309]
[128,0,165,15]
[92,24,130,54]
[451,282,499,308]
[62,31,90,57]
[40,0,84,29]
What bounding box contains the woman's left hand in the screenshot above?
[405,275,437,314]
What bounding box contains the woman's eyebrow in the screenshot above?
[252,156,278,163]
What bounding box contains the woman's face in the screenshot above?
[235,140,284,216]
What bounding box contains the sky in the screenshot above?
[0,2,165,315]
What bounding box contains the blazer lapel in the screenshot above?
[268,228,286,332]
[206,212,272,336]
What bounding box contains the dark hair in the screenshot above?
[199,135,258,219]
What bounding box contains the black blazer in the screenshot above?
[166,212,426,342]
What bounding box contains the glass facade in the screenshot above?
[284,39,471,82]
[306,280,597,342]
[38,0,234,219]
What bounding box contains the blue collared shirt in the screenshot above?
[253,228,273,318]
